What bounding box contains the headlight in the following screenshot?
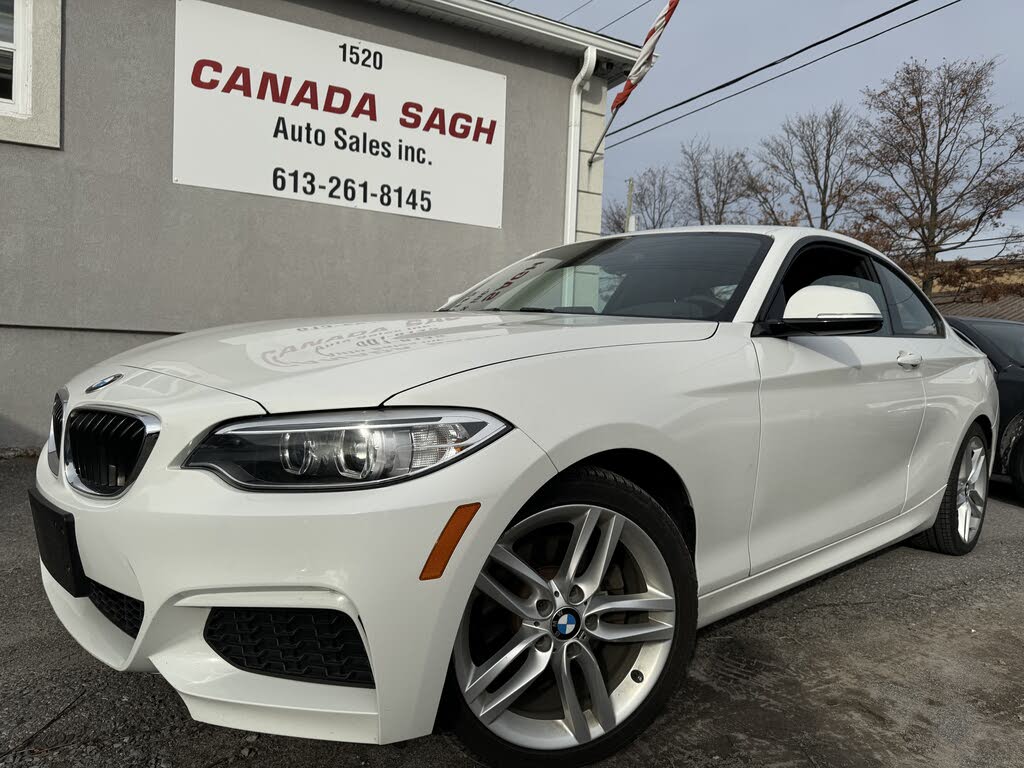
[183,408,510,490]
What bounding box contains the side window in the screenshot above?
[0,0,62,149]
[0,0,20,106]
[766,245,890,335]
[874,261,941,337]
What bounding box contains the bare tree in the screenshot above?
[745,171,801,228]
[602,198,629,234]
[675,139,749,224]
[857,58,1024,297]
[601,165,680,234]
[747,103,866,229]
[631,166,680,230]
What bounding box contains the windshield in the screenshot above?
[973,320,1024,366]
[441,232,773,321]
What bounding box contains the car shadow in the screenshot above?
[989,474,1020,505]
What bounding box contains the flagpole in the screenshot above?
[586,0,680,168]
[586,106,619,167]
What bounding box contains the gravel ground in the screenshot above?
[1,456,1022,768]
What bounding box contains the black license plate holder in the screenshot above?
[28,488,89,598]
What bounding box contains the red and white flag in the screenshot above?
[611,0,680,111]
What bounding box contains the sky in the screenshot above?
[504,0,1024,247]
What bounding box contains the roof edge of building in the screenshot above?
[366,0,643,85]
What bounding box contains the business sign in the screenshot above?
[173,0,507,228]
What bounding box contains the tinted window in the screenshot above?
[874,261,940,336]
[441,233,772,322]
[766,245,890,334]
[971,321,1024,366]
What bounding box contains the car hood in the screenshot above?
[108,312,718,413]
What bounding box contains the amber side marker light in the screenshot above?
[419,503,481,581]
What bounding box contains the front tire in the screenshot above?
[448,466,697,767]
[912,422,990,556]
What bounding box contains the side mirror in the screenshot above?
[757,285,884,337]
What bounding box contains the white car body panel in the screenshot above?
[35,369,559,744]
[910,333,998,509]
[386,323,761,596]
[749,333,927,571]
[104,313,716,413]
[695,483,947,627]
[31,226,999,746]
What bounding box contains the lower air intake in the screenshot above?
[88,580,145,638]
[204,607,374,688]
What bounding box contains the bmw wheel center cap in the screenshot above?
[551,607,581,640]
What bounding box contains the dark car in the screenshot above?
[947,316,1024,494]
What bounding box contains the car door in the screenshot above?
[749,241,927,573]
[872,259,984,511]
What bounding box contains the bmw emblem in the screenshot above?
[85,373,123,394]
[551,607,581,640]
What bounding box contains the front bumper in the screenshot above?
[34,375,557,745]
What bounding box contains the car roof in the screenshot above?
[603,225,890,261]
[624,225,784,236]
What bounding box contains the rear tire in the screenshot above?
[911,422,989,556]
[448,466,697,767]
[1008,441,1024,503]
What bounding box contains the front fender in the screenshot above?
[385,330,762,596]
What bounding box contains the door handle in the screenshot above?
[897,351,923,369]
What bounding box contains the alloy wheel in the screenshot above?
[454,504,676,751]
[956,435,988,544]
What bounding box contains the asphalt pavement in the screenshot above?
[1,456,1022,768]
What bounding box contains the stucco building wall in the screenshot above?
[0,0,615,446]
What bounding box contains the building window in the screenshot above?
[0,0,31,115]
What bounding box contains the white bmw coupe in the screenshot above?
[31,227,997,767]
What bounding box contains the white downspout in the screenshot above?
[563,46,597,245]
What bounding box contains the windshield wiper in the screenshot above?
[479,307,557,313]
[481,307,596,314]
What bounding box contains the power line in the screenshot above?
[939,234,1024,250]
[606,0,963,151]
[941,243,1024,254]
[597,0,656,33]
[894,234,1024,248]
[959,234,1024,244]
[890,234,1024,255]
[903,234,1024,249]
[941,239,1024,253]
[560,0,598,21]
[609,0,924,139]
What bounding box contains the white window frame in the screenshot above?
[0,0,33,117]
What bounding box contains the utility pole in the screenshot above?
[625,178,637,233]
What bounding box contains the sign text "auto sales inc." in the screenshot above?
[173,0,507,228]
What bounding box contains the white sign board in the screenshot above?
[173,0,506,228]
